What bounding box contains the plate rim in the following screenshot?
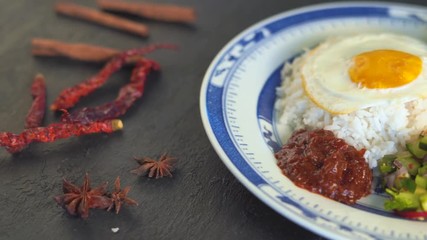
[199,1,427,239]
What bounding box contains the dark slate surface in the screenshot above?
[0,0,426,239]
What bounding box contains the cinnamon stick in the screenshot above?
[96,0,196,24]
[32,38,121,62]
[55,2,149,37]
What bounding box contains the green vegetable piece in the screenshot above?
[395,156,420,176]
[419,165,427,176]
[379,154,396,174]
[415,186,427,195]
[416,175,427,189]
[394,174,410,190]
[419,135,427,151]
[397,151,413,158]
[420,194,427,211]
[407,139,427,159]
[402,178,417,193]
[384,189,420,211]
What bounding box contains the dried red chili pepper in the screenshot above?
[0,119,123,153]
[54,173,111,219]
[25,74,46,128]
[50,44,177,111]
[64,59,159,123]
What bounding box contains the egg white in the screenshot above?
[301,33,427,114]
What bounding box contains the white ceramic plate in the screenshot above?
[200,2,427,239]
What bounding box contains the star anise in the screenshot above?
[107,176,138,214]
[131,153,176,178]
[54,173,111,219]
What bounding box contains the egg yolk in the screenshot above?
[349,50,422,89]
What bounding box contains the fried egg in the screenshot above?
[301,33,427,114]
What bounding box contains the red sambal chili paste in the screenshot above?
[275,129,372,204]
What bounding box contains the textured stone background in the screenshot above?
[0,0,425,239]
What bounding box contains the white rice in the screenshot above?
[275,55,427,168]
